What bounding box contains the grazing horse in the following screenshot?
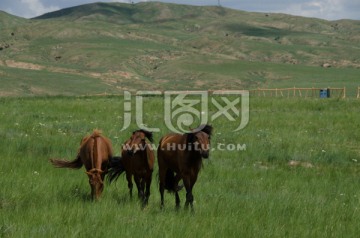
[50,130,113,200]
[157,124,213,209]
[108,129,155,206]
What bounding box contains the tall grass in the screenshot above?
[1,96,360,237]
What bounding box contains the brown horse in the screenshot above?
[50,130,113,200]
[108,129,155,206]
[157,124,213,209]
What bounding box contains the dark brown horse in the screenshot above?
[108,129,155,206]
[50,130,113,200]
[157,124,213,209]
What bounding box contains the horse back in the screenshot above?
[158,133,184,149]
[80,131,113,171]
[158,133,186,170]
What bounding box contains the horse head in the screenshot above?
[86,168,104,200]
[123,129,153,156]
[187,124,213,158]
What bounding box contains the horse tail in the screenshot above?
[49,155,83,169]
[164,169,176,192]
[107,156,125,183]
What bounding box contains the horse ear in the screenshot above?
[146,133,153,143]
[141,129,153,143]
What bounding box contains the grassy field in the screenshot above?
[1,96,360,237]
[1,2,360,237]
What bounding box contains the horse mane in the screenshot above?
[185,124,213,146]
[79,129,103,147]
[200,124,213,137]
[135,129,154,143]
[191,124,213,137]
[91,129,102,138]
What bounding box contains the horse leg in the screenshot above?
[174,173,182,208]
[186,175,198,209]
[183,177,191,207]
[175,191,181,208]
[141,179,146,199]
[159,169,166,208]
[185,189,194,209]
[183,176,195,209]
[134,176,143,200]
[126,172,133,199]
[143,176,152,207]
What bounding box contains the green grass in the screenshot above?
[0,66,119,96]
[1,96,360,237]
[1,3,360,235]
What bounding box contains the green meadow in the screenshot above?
[1,96,360,237]
[1,2,360,237]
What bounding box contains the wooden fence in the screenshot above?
[91,87,359,99]
[249,87,346,98]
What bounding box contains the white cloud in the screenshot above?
[283,0,345,20]
[109,0,130,2]
[109,0,147,2]
[20,0,59,18]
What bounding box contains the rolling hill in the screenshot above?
[0,2,359,97]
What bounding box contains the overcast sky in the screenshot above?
[1,0,359,20]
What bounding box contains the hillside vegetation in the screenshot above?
[0,2,359,96]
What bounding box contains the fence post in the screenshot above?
[357,87,360,99]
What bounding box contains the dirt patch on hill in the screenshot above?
[88,70,138,87]
[105,71,134,79]
[47,66,82,75]
[5,60,44,70]
[0,91,18,97]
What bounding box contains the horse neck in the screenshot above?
[184,150,203,173]
[184,146,202,161]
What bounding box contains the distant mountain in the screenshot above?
[0,2,359,97]
[34,2,137,22]
[33,2,235,23]
[0,10,26,26]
